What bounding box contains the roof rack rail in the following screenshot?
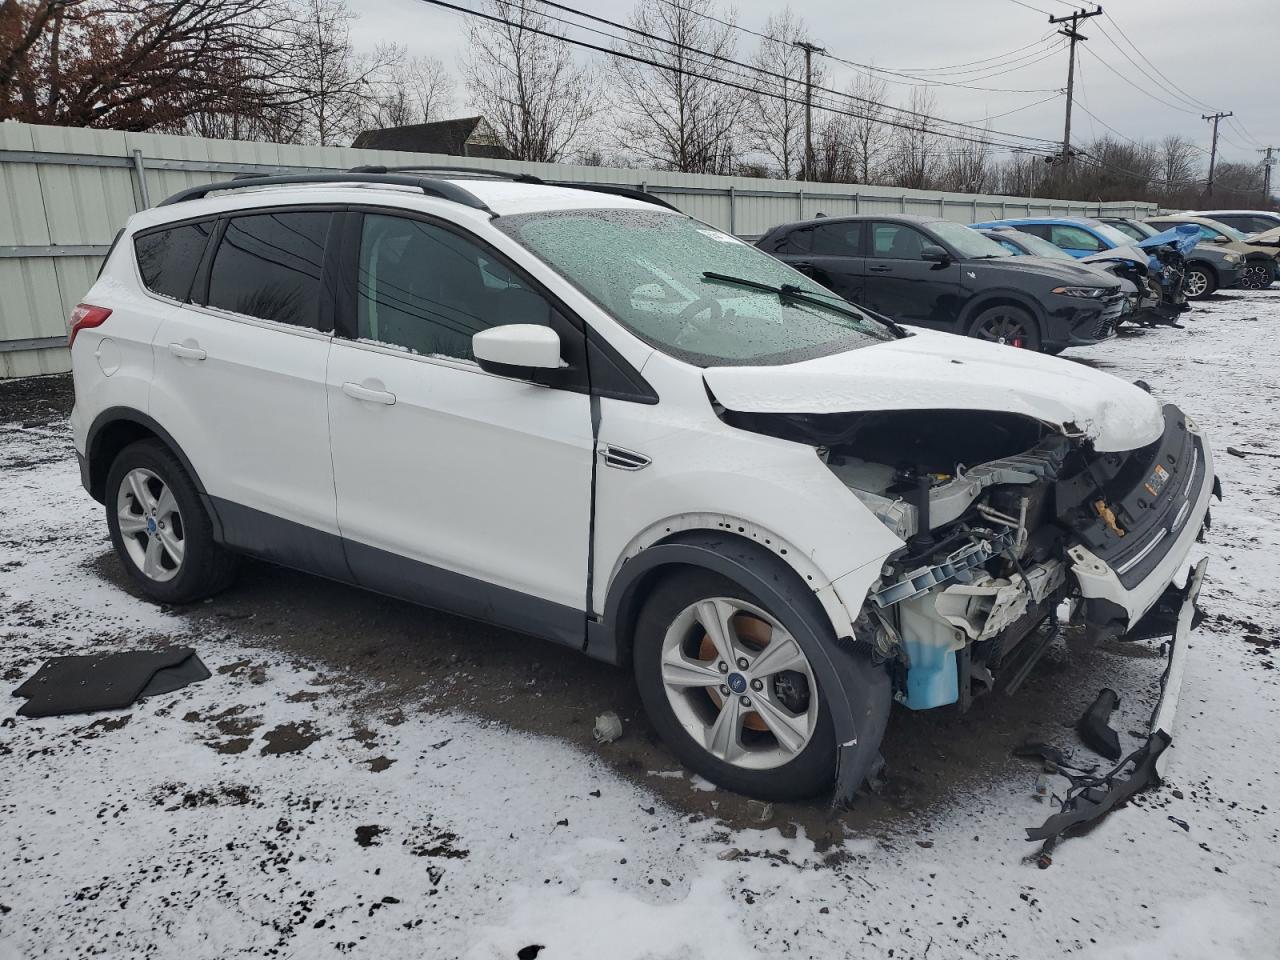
[349,164,544,184]
[543,181,680,212]
[157,172,495,213]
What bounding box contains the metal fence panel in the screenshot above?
[0,120,1160,374]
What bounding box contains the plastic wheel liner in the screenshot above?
[1023,557,1207,866]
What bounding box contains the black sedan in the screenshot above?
[755,214,1125,352]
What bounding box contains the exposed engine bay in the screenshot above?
[722,405,1214,711]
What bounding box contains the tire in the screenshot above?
[105,439,239,604]
[1183,264,1215,299]
[633,569,839,800]
[967,304,1042,351]
[1239,262,1274,291]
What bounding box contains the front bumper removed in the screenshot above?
[1024,557,1208,863]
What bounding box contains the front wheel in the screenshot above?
[633,570,839,800]
[1183,265,1215,299]
[968,305,1042,351]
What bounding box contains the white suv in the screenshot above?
[70,169,1216,800]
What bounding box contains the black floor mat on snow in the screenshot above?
[12,647,210,718]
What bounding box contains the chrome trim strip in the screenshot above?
[1117,527,1168,575]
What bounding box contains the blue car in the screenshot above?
[970,217,1199,322]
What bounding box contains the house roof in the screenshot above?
[351,117,503,155]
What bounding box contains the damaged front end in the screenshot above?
[721,403,1217,714]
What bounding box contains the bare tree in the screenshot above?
[463,0,596,162]
[808,112,857,183]
[363,55,455,129]
[938,135,993,193]
[1158,134,1200,193]
[610,0,742,174]
[282,0,401,146]
[886,87,941,189]
[744,8,816,180]
[845,72,892,185]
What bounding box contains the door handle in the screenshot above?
[168,342,206,361]
[342,381,396,405]
[869,265,893,273]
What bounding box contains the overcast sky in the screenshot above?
[347,0,1275,169]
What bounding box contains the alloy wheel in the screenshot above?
[1184,270,1209,298]
[1239,265,1273,291]
[974,311,1032,348]
[660,597,818,770]
[116,468,185,582]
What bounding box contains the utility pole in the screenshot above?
[793,40,825,181]
[1261,146,1276,204]
[1201,111,1232,199]
[1049,6,1103,167]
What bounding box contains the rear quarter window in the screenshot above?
[133,220,216,301]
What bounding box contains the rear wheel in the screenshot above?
[969,305,1042,351]
[633,571,838,800]
[106,440,239,604]
[1183,265,1215,299]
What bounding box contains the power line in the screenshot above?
[1092,19,1211,116]
[880,31,1057,74]
[1099,10,1219,113]
[1077,45,1201,117]
[648,0,1061,94]
[419,0,1058,154]
[522,0,1061,148]
[1003,0,1053,15]
[962,92,1063,125]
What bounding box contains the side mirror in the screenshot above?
[473,324,562,379]
[920,244,950,263]
[1211,234,1230,244]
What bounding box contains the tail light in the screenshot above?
[68,304,112,347]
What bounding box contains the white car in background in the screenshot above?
[69,169,1216,800]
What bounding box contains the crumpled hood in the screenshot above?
[1081,246,1150,269]
[1138,223,1200,257]
[704,329,1166,453]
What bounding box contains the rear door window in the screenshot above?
[1048,225,1104,251]
[206,211,330,327]
[134,220,216,301]
[773,228,813,255]
[812,223,862,256]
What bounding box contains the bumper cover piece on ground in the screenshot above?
[1022,557,1207,862]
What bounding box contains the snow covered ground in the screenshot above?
[2,291,1278,960]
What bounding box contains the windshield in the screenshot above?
[929,220,1012,258]
[1206,221,1248,241]
[1092,222,1140,248]
[497,208,895,366]
[1111,220,1157,240]
[1004,231,1074,259]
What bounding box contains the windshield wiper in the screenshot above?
[701,271,907,338]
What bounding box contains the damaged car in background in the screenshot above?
[70,170,1217,812]
[970,216,1200,325]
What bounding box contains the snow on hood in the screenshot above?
[705,329,1166,453]
[1081,246,1149,268]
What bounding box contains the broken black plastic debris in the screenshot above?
[1025,730,1170,861]
[517,946,544,960]
[1077,688,1122,761]
[1011,741,1098,775]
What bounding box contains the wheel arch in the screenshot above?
[86,408,209,506]
[959,291,1045,335]
[591,528,890,803]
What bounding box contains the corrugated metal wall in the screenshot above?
[0,120,1159,377]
